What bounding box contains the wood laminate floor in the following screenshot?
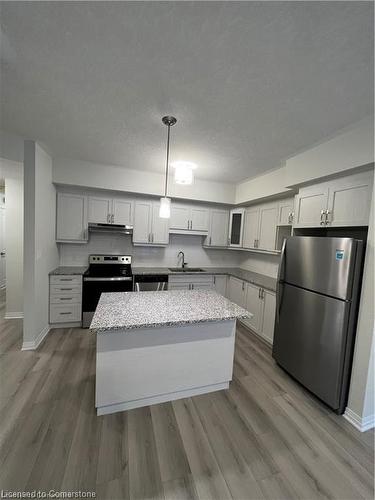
[0,303,374,499]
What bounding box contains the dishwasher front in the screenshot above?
[133,274,168,292]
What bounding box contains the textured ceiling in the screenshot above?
[0,1,373,182]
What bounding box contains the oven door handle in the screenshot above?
[83,276,133,282]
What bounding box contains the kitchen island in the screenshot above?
[91,290,250,415]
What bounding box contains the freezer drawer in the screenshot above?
[281,237,358,300]
[273,283,351,410]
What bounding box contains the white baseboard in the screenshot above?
[4,311,24,319]
[49,321,82,329]
[22,325,50,351]
[343,407,375,432]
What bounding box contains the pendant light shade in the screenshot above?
[172,161,197,185]
[159,196,171,218]
[159,116,177,219]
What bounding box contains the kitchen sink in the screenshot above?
[169,268,206,273]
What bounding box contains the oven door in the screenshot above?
[82,277,133,328]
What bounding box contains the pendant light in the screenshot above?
[172,161,197,185]
[159,115,177,218]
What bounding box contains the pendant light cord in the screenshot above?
[164,123,171,197]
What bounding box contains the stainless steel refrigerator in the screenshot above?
[272,236,364,414]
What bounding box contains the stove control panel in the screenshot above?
[89,255,132,264]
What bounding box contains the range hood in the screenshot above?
[88,222,133,235]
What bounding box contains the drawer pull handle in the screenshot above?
[60,288,73,291]
[59,279,73,281]
[59,297,72,301]
[59,312,72,315]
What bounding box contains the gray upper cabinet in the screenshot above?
[133,200,169,246]
[88,196,132,225]
[56,192,88,243]
[242,202,278,252]
[258,204,278,250]
[205,209,229,247]
[228,209,245,247]
[278,198,295,225]
[242,207,259,250]
[294,171,373,228]
[170,203,209,233]
[326,172,373,227]
[88,196,112,224]
[294,184,329,228]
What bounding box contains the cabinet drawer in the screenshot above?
[50,284,82,295]
[50,275,82,285]
[50,304,82,323]
[169,274,213,284]
[50,294,82,305]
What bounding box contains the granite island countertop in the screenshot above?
[49,266,88,275]
[132,267,277,292]
[90,290,251,332]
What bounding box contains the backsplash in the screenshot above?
[240,253,280,278]
[58,233,244,268]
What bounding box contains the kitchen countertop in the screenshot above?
[49,266,88,275]
[132,267,277,292]
[90,290,251,332]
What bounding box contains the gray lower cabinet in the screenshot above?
[168,274,214,291]
[213,275,227,297]
[228,276,276,344]
[49,275,82,325]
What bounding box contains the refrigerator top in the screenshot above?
[279,236,361,301]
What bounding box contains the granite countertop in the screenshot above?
[132,267,277,292]
[90,290,252,332]
[49,266,88,275]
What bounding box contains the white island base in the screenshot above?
[96,319,236,416]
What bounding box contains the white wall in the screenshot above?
[285,116,374,187]
[59,232,243,269]
[346,187,375,430]
[235,117,374,204]
[23,142,59,349]
[0,159,24,318]
[235,166,292,205]
[0,130,24,163]
[53,158,235,205]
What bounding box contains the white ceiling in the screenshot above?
[0,2,373,183]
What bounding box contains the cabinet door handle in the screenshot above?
[111,214,114,223]
[258,287,261,299]
[320,210,325,225]
[325,210,330,225]
[209,236,212,245]
[192,283,194,290]
[242,281,245,291]
[213,276,216,285]
[107,213,110,223]
[152,233,154,243]
[254,239,257,248]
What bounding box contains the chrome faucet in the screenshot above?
[178,251,187,269]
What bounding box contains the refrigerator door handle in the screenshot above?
[277,238,287,283]
[276,238,287,324]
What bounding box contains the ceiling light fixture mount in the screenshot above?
[159,115,177,218]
